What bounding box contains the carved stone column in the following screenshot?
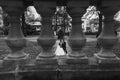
[37,21,56,58]
[36,6,57,65]
[94,6,120,65]
[3,1,28,64]
[66,7,88,64]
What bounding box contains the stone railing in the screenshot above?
[0,0,120,80]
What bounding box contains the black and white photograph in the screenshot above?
[0,0,120,80]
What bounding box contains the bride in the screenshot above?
[55,40,66,56]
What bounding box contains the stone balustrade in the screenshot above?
[0,0,120,78]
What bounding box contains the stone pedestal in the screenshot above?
[36,14,57,65]
[3,55,28,68]
[94,7,120,65]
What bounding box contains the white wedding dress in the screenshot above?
[55,44,65,56]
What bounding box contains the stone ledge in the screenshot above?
[36,56,58,65]
[94,54,120,65]
[0,70,120,80]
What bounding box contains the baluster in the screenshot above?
[66,6,88,64]
[3,0,28,66]
[36,3,57,65]
[94,6,120,65]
